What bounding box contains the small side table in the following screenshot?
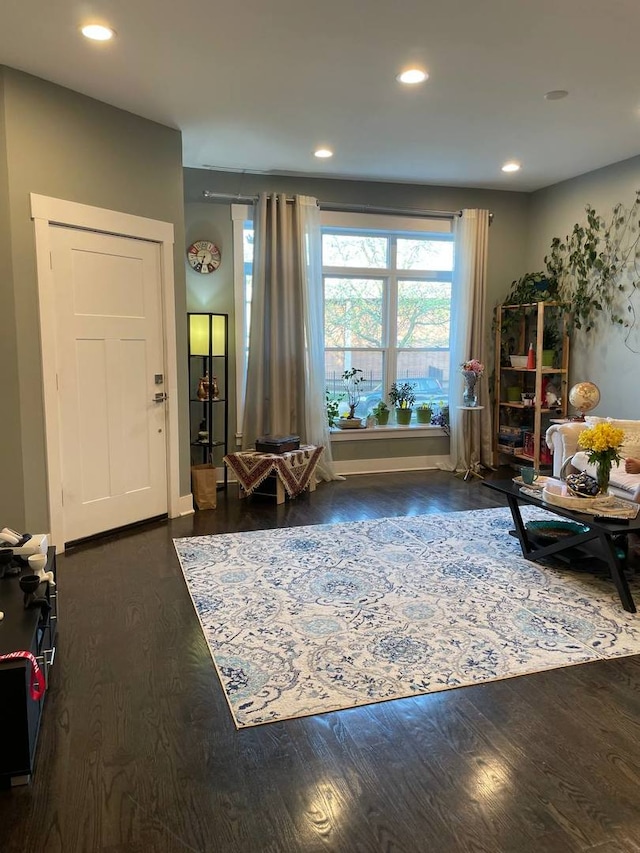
[224,445,324,504]
[456,405,485,482]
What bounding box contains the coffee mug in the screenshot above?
[521,467,539,485]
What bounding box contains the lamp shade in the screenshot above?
[211,314,226,356]
[189,314,225,357]
[189,314,210,356]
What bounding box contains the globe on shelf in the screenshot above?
[568,382,601,420]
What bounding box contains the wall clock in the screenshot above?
[187,240,221,274]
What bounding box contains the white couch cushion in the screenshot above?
[604,418,640,459]
[571,451,640,501]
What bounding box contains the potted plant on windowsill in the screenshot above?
[337,367,365,428]
[372,400,390,426]
[431,402,450,436]
[389,381,416,426]
[416,402,433,424]
[325,389,342,428]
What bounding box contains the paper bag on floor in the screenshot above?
[191,464,217,510]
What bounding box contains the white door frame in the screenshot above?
[31,193,184,550]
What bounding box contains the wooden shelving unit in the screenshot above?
[493,301,570,471]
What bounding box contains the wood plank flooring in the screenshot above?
[2,469,640,852]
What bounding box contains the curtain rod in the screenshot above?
[201,190,468,221]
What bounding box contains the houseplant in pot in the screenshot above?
[542,320,562,367]
[389,381,416,425]
[325,389,342,428]
[431,402,450,435]
[372,400,390,426]
[337,367,365,428]
[416,402,433,424]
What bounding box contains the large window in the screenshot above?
[323,214,454,419]
[232,206,454,429]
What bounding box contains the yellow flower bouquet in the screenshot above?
[577,421,624,493]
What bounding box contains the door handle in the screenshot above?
[153,393,168,403]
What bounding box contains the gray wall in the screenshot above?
[0,73,25,527]
[0,67,188,531]
[184,168,533,462]
[185,202,239,446]
[528,155,640,418]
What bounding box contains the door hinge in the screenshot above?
[50,251,53,270]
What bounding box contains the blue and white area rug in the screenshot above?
[173,507,640,728]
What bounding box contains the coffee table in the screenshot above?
[484,479,640,613]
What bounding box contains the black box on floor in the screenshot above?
[255,435,300,454]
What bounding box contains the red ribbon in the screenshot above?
[0,650,46,700]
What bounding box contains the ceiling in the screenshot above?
[2,0,640,192]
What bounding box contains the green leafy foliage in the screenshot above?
[389,381,416,409]
[342,368,364,418]
[325,389,342,427]
[502,272,558,306]
[431,402,450,434]
[371,400,389,417]
[544,191,640,340]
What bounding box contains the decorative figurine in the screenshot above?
[211,376,220,400]
[198,418,209,443]
[197,371,210,400]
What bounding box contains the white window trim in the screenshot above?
[330,424,447,441]
[322,210,453,430]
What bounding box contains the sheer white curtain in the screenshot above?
[242,193,339,481]
[447,209,492,473]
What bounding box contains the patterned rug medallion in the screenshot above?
[173,507,640,728]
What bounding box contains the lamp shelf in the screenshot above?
[188,312,229,493]
[191,440,225,448]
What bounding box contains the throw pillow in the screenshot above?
[606,418,640,460]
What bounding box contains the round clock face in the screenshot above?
[187,240,221,274]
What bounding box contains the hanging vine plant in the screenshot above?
[502,271,558,306]
[544,190,640,348]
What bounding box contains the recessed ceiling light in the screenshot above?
[81,24,115,41]
[396,68,428,85]
[545,90,569,101]
[501,161,521,173]
[314,148,333,159]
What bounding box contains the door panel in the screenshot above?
[50,226,167,542]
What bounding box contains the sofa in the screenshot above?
[545,417,640,503]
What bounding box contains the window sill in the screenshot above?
[329,425,447,441]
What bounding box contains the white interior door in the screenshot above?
[50,225,168,542]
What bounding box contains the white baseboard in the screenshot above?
[177,494,195,516]
[333,455,451,476]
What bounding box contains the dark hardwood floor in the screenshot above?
[2,469,640,852]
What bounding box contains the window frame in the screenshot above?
[232,206,455,440]
[321,211,454,424]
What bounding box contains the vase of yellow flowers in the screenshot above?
[576,421,624,494]
[460,358,484,407]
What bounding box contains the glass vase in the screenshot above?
[462,370,478,407]
[596,459,611,494]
